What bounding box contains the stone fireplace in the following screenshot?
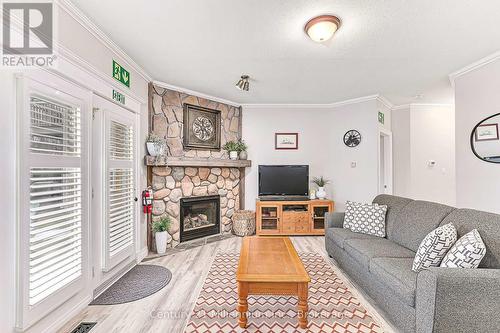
[146,84,251,249]
[180,195,220,242]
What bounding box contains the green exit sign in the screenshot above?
[378,111,385,124]
[112,60,130,87]
[112,89,125,104]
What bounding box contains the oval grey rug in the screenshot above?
[90,265,172,305]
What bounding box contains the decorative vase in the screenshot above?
[239,150,248,160]
[155,231,168,254]
[229,151,238,160]
[147,142,163,157]
[316,187,327,199]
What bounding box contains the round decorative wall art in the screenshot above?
[192,116,215,141]
[343,130,361,147]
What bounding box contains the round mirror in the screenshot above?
[471,113,500,163]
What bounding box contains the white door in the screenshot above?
[379,130,393,194]
[92,95,137,286]
[17,75,91,330]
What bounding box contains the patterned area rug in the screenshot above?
[185,252,383,332]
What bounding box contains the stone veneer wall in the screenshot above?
[151,166,240,247]
[149,84,243,248]
[151,84,241,157]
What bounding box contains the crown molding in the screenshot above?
[242,94,385,109]
[153,80,241,107]
[391,103,453,111]
[449,50,500,87]
[376,95,394,110]
[56,0,153,83]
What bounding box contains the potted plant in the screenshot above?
[146,133,165,157]
[152,216,171,254]
[237,140,248,160]
[312,176,330,199]
[223,140,240,160]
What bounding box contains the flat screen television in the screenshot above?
[258,165,309,197]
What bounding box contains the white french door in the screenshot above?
[92,95,137,276]
[17,75,91,330]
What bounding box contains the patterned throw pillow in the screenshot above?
[347,202,388,238]
[343,201,361,229]
[412,223,457,272]
[440,229,486,268]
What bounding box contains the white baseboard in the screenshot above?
[40,295,92,333]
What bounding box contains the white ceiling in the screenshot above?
[71,0,500,105]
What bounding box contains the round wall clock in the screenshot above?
[192,116,215,141]
[343,130,361,147]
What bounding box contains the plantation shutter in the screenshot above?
[102,108,136,271]
[29,96,83,305]
[18,76,89,330]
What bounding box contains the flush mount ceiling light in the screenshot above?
[304,15,341,42]
[235,75,250,91]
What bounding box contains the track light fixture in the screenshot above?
[235,75,250,91]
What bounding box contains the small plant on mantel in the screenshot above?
[152,216,171,254]
[236,140,248,160]
[312,176,330,199]
[146,133,165,157]
[223,140,243,160]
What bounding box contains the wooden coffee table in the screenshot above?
[236,236,311,329]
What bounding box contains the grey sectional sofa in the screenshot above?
[325,194,500,333]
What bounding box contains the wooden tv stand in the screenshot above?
[256,199,334,236]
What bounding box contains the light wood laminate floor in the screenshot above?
[58,236,397,333]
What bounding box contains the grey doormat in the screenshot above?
[90,265,172,305]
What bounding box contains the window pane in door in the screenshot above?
[29,167,82,305]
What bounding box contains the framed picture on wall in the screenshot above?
[275,133,298,150]
[183,103,221,150]
[475,123,499,141]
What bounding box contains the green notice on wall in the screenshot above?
[378,111,385,124]
[112,60,130,87]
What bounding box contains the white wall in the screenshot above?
[326,100,382,211]
[455,57,500,214]
[392,107,412,196]
[392,104,456,206]
[243,100,383,211]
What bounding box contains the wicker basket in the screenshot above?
[232,210,256,237]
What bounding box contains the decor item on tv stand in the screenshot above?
[146,133,165,157]
[312,176,330,199]
[152,216,171,254]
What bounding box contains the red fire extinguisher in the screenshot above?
[142,188,153,214]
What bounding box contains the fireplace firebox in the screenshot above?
[180,195,220,242]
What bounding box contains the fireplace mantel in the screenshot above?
[144,156,252,168]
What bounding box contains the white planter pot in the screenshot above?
[229,151,238,160]
[155,231,168,254]
[147,142,163,157]
[316,187,327,199]
[239,150,248,160]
